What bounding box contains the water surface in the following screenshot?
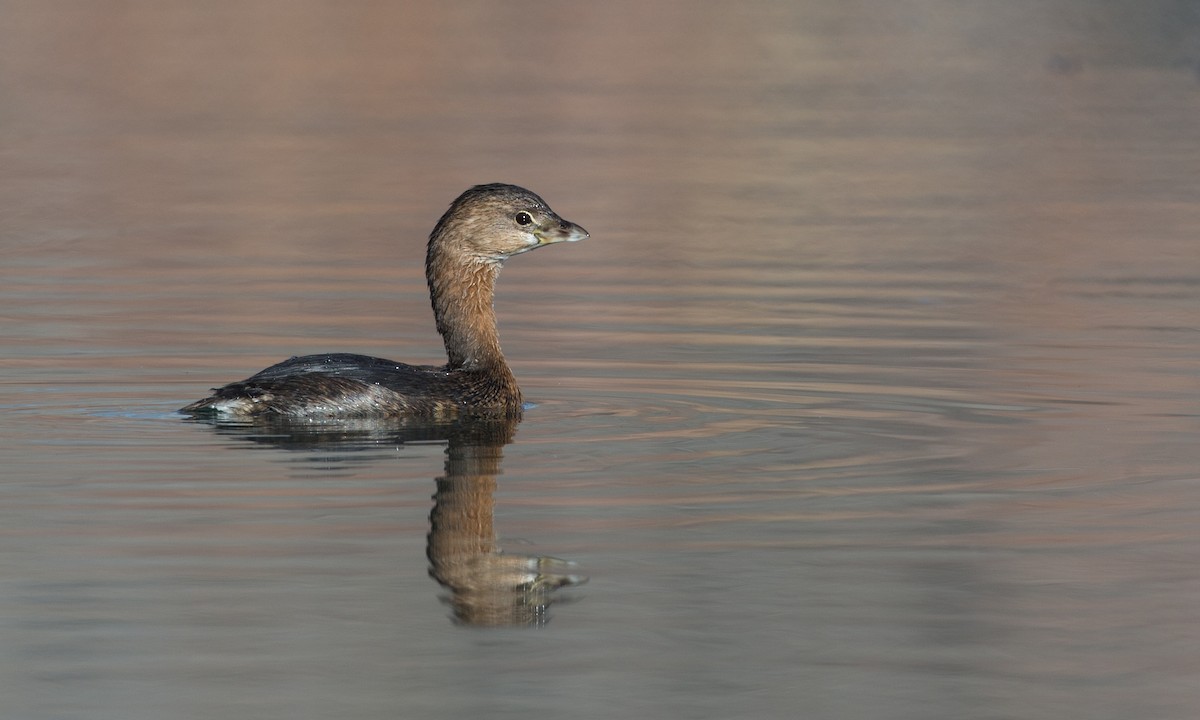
[2,2,1200,719]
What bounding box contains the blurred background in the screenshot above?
[2,2,1199,719]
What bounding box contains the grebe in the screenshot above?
[181,183,588,420]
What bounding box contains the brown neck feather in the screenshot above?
[426,245,511,373]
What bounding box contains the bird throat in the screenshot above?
[428,251,509,372]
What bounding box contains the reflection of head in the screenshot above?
[429,551,587,627]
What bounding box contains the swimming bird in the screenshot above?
[180,183,588,420]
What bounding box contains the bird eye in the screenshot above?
[514,211,533,226]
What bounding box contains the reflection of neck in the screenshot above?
[426,432,505,625]
[427,245,508,372]
[428,442,500,563]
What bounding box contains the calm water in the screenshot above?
[3,2,1200,719]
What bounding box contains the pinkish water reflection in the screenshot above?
[2,2,1199,719]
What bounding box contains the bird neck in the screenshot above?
[426,246,513,375]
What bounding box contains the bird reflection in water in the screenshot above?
[193,414,587,627]
[427,416,587,626]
